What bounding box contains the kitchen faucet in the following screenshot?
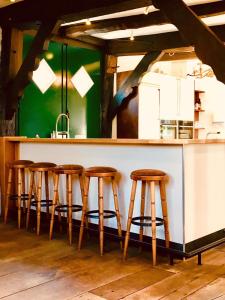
[53,113,70,138]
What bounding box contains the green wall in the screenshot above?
[18,34,102,138]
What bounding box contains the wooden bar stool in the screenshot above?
[78,166,122,256]
[123,169,170,266]
[49,164,84,245]
[4,160,34,228]
[26,162,56,235]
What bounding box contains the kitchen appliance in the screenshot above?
[178,121,194,139]
[160,120,194,139]
[160,120,177,139]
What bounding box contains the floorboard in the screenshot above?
[0,223,225,300]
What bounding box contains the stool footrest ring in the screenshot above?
[31,199,53,207]
[9,194,34,201]
[86,209,116,219]
[55,204,82,213]
[131,216,164,227]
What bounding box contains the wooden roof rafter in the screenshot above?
[152,0,225,84]
[61,1,225,37]
[105,24,225,55]
[0,0,152,24]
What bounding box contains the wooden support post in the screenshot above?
[5,19,61,120]
[0,27,23,135]
[153,0,225,84]
[101,55,117,137]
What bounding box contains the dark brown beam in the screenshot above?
[153,0,225,84]
[5,19,60,119]
[109,51,163,121]
[62,1,225,37]
[24,29,106,51]
[106,24,225,56]
[101,55,117,137]
[0,0,151,24]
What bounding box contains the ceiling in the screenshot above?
[0,0,23,8]
[60,0,225,40]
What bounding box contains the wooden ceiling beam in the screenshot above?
[62,1,225,37]
[152,0,225,84]
[106,24,225,56]
[109,51,163,120]
[5,19,61,119]
[0,0,151,24]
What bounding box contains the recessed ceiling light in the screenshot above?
[85,19,91,26]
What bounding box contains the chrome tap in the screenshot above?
[54,113,70,138]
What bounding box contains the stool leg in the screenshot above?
[159,180,170,248]
[139,180,146,252]
[98,177,104,256]
[68,174,73,245]
[26,171,34,229]
[78,176,90,250]
[111,177,123,250]
[21,168,26,214]
[49,173,59,240]
[17,169,22,229]
[150,181,157,266]
[123,180,137,260]
[56,181,62,234]
[4,168,13,224]
[37,171,43,235]
[66,174,69,225]
[45,171,50,219]
[79,174,88,230]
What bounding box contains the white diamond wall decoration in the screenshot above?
[71,66,94,97]
[32,59,56,93]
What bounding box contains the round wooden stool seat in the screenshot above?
[29,162,57,172]
[53,164,83,175]
[84,166,117,177]
[124,168,170,266]
[4,160,34,228]
[50,164,84,245]
[78,166,122,255]
[26,162,57,235]
[8,160,34,169]
[131,169,167,181]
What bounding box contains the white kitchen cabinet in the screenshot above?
[160,75,194,121]
[160,74,178,120]
[178,78,194,121]
[138,83,160,139]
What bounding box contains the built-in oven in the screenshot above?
[178,121,194,139]
[160,120,177,139]
[160,120,194,139]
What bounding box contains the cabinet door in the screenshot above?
[178,78,194,121]
[160,75,178,120]
[138,84,160,139]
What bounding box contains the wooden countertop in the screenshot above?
[2,137,225,145]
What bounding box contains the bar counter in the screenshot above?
[1,137,225,257]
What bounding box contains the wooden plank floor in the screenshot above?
[1,223,225,299]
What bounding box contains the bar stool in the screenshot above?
[78,166,122,256]
[26,162,57,235]
[4,160,34,228]
[123,169,170,266]
[49,164,84,245]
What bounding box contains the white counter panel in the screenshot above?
[184,144,225,243]
[20,143,184,244]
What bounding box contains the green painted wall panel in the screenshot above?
[18,34,102,138]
